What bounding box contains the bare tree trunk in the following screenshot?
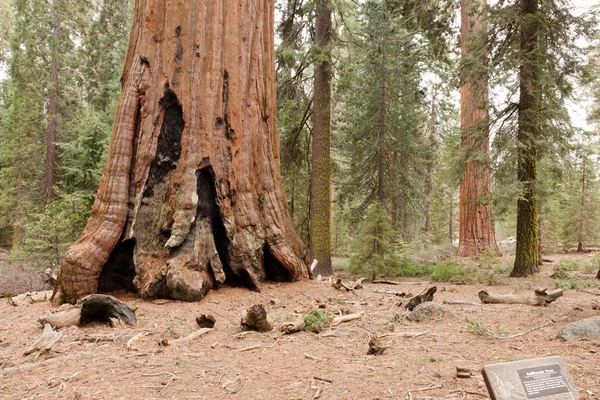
[457,0,500,258]
[424,90,436,236]
[449,193,454,243]
[577,161,585,252]
[310,0,333,276]
[45,0,61,203]
[512,0,540,277]
[56,0,308,304]
[374,27,387,257]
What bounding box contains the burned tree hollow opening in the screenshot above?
[143,88,183,198]
[263,245,290,282]
[98,239,136,294]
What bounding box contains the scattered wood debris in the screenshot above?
[372,279,422,285]
[367,334,389,355]
[374,289,410,297]
[9,291,54,306]
[406,286,437,311]
[38,294,136,328]
[456,367,473,378]
[443,300,482,306]
[195,314,216,328]
[161,328,213,346]
[332,311,364,326]
[241,304,273,332]
[479,288,563,306]
[331,278,355,293]
[127,331,151,350]
[24,324,62,358]
[280,317,305,334]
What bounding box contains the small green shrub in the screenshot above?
[430,259,476,284]
[390,314,406,323]
[303,310,333,333]
[466,317,492,337]
[478,271,504,286]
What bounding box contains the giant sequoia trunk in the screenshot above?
[55,0,308,304]
[511,0,540,277]
[456,0,500,258]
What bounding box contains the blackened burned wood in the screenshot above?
[78,294,137,326]
[478,288,563,306]
[38,294,136,328]
[196,314,216,328]
[241,304,273,332]
[406,286,437,311]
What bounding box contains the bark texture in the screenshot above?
[56,0,308,304]
[310,0,333,276]
[457,0,500,258]
[511,0,540,277]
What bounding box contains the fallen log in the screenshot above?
[38,294,137,328]
[406,286,437,311]
[372,280,422,285]
[374,289,410,297]
[478,288,563,306]
[9,290,54,306]
[24,324,62,358]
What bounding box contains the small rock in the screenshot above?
[557,317,600,341]
[407,302,455,322]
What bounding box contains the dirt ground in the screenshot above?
[1,255,599,400]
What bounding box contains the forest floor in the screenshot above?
[0,253,599,400]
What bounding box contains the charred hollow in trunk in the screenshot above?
[97,240,136,294]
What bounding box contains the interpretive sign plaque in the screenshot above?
[482,356,580,400]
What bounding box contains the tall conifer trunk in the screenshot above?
[310,0,333,276]
[55,0,308,304]
[511,0,540,276]
[457,0,500,257]
[45,0,61,203]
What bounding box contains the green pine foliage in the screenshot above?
[348,203,406,279]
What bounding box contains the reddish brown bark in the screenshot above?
[457,0,500,258]
[56,0,308,304]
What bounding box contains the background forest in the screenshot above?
[0,0,599,281]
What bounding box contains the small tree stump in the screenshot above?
[406,286,437,311]
[24,324,62,358]
[241,304,273,332]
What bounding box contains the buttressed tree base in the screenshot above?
[55,0,308,304]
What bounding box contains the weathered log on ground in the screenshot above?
[24,324,62,358]
[406,286,437,311]
[54,0,308,304]
[9,290,54,306]
[241,304,273,332]
[39,294,136,328]
[478,288,563,306]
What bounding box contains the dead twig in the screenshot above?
[304,353,323,361]
[408,384,442,392]
[443,300,482,306]
[127,331,151,350]
[141,371,178,380]
[240,344,261,352]
[313,376,333,383]
[492,320,554,339]
[161,328,212,346]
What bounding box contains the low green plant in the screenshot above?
[390,314,406,323]
[466,317,492,337]
[430,259,476,284]
[478,271,504,286]
[303,310,333,333]
[553,279,581,290]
